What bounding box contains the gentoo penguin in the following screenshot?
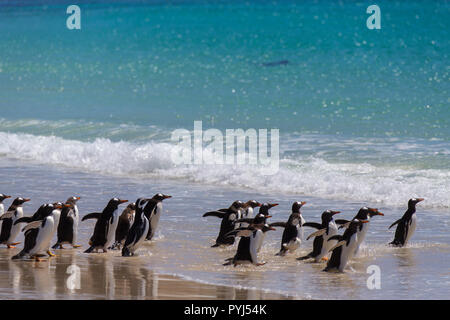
[0,197,30,248]
[270,201,306,256]
[223,224,276,266]
[122,198,149,257]
[324,219,368,272]
[12,203,63,261]
[111,202,136,250]
[239,200,262,227]
[389,198,424,247]
[298,210,340,262]
[52,196,81,249]
[203,201,244,247]
[0,194,11,216]
[143,193,172,241]
[335,207,384,255]
[82,198,128,253]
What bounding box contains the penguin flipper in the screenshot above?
[225,228,253,238]
[21,220,43,232]
[329,240,346,252]
[235,218,253,224]
[84,246,95,253]
[13,216,33,225]
[81,212,101,221]
[0,211,15,220]
[335,219,350,225]
[306,228,326,240]
[269,222,287,228]
[328,235,343,242]
[302,222,322,229]
[388,219,402,229]
[202,211,226,218]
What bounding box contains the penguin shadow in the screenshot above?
[82,254,117,298]
[392,247,416,268]
[112,261,157,299]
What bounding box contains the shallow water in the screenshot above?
[1,158,448,299]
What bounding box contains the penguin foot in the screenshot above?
[72,244,82,248]
[256,262,267,266]
[7,245,17,249]
[47,250,57,257]
[321,257,329,261]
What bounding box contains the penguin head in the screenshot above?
[368,207,384,218]
[152,193,172,202]
[0,194,11,203]
[349,218,369,230]
[408,198,424,208]
[66,196,81,205]
[127,202,136,211]
[292,201,306,213]
[230,200,244,212]
[52,202,66,211]
[12,197,30,206]
[244,200,261,209]
[321,210,340,222]
[259,203,278,216]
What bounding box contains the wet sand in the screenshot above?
[0,248,291,300]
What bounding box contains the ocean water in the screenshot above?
[0,0,449,299]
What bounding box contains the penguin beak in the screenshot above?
[301,201,307,206]
[256,202,262,207]
[266,215,272,219]
[76,197,81,200]
[119,199,128,204]
[332,211,340,215]
[268,203,278,208]
[23,198,31,202]
[416,198,424,203]
[4,195,11,199]
[55,204,63,209]
[361,220,369,224]
[64,204,72,207]
[376,211,384,216]
[269,227,276,231]
[163,195,172,199]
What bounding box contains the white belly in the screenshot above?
[354,221,369,255]
[72,205,79,244]
[150,203,162,238]
[339,234,358,272]
[8,207,24,244]
[250,232,260,264]
[285,238,301,252]
[405,214,417,245]
[30,217,55,256]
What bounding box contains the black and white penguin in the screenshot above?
[223,224,276,266]
[12,203,63,261]
[122,198,149,257]
[0,194,11,217]
[335,207,384,255]
[270,201,306,256]
[46,201,67,257]
[203,200,245,247]
[0,197,30,248]
[389,198,424,247]
[111,202,136,250]
[52,196,81,249]
[323,219,368,272]
[143,193,172,241]
[298,210,340,262]
[82,198,128,253]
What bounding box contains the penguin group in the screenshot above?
[0,193,171,260]
[203,198,424,272]
[0,193,424,272]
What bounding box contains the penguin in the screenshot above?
[46,201,67,257]
[0,197,30,248]
[122,198,149,257]
[323,219,368,272]
[12,203,63,261]
[298,210,341,262]
[111,202,136,250]
[335,207,384,255]
[82,198,128,253]
[270,201,306,256]
[389,198,424,247]
[223,224,276,266]
[202,201,244,247]
[0,194,11,217]
[52,196,82,249]
[238,200,261,228]
[143,193,172,241]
